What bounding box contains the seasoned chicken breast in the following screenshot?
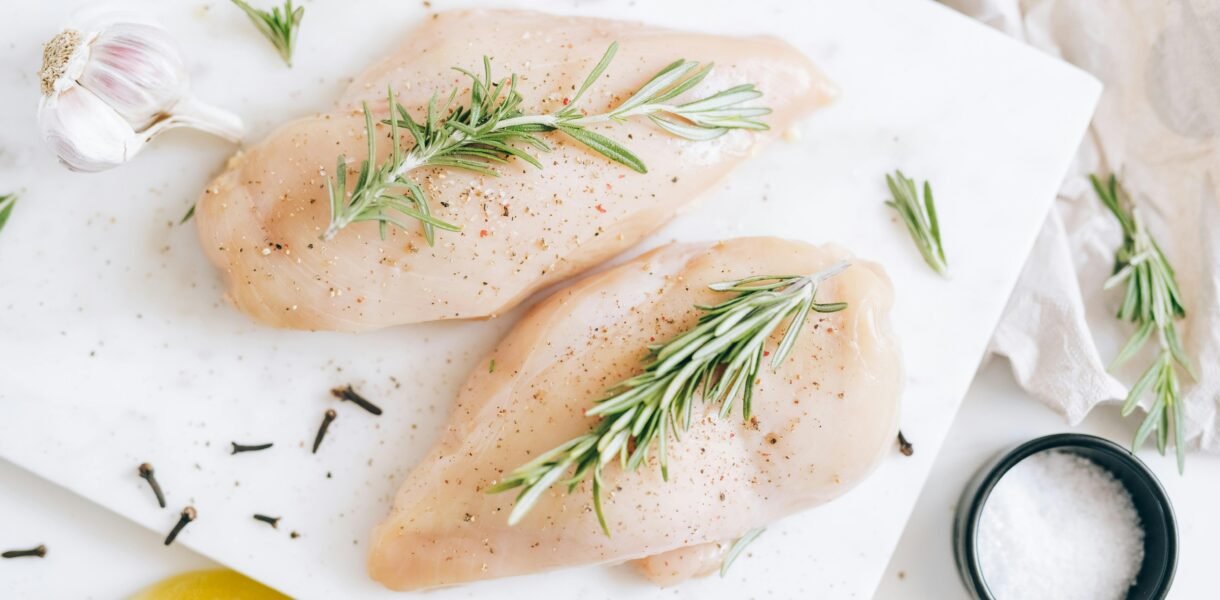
[195,10,833,331]
[368,237,902,590]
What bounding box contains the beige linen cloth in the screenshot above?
[943,0,1220,452]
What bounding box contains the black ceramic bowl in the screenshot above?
[953,433,1177,599]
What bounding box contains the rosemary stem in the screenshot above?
[495,103,677,130]
[583,103,671,122]
[494,114,558,129]
[491,262,850,532]
[322,214,351,241]
[389,154,425,181]
[322,153,424,241]
[321,108,571,240]
[324,44,770,241]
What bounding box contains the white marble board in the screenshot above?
[0,0,1100,597]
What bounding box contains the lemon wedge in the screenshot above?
[130,569,288,600]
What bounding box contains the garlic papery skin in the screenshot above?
[39,84,142,173]
[78,22,188,130]
[37,16,244,172]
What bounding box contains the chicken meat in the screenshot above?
[195,10,833,331]
[368,237,902,590]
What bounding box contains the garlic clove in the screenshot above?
[38,84,143,173]
[78,22,188,130]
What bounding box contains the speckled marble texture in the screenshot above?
[0,0,1099,598]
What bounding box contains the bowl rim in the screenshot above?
[956,432,1178,599]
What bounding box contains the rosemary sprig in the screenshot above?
[0,193,15,236]
[324,43,770,242]
[885,171,947,275]
[231,0,304,67]
[1092,174,1194,473]
[487,263,850,534]
[720,527,765,577]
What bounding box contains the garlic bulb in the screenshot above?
[37,16,244,172]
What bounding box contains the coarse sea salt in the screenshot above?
[977,450,1145,600]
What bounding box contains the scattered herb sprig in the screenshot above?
[231,0,304,67]
[324,42,770,242]
[0,193,16,236]
[1092,174,1194,473]
[487,263,850,534]
[885,171,947,275]
[720,528,765,577]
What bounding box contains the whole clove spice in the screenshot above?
[897,430,914,457]
[312,409,337,454]
[2,545,46,559]
[230,441,274,455]
[330,385,382,415]
[138,462,167,508]
[164,506,197,545]
[253,514,281,528]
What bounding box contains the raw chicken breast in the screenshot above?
[368,237,902,590]
[633,541,729,586]
[195,10,833,331]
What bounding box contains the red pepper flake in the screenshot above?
[479,229,490,238]
[594,204,607,213]
[764,351,771,357]
[562,97,570,105]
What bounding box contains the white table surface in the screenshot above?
[3,358,1215,599]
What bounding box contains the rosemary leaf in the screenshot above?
[324,43,770,242]
[179,203,196,225]
[721,527,765,577]
[885,171,947,275]
[0,193,16,236]
[1092,174,1192,473]
[231,0,304,67]
[489,262,850,534]
[556,125,646,174]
